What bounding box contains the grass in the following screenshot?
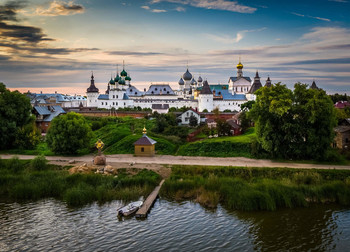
[0,142,55,156]
[176,128,256,157]
[0,156,161,207]
[160,165,350,211]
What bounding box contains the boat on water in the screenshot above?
[117,201,143,216]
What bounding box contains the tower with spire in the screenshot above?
[86,72,99,107]
[228,58,252,95]
[198,80,213,112]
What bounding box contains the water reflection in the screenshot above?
[231,205,349,251]
[0,199,349,252]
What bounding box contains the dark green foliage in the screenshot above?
[161,165,350,211]
[168,106,192,113]
[177,128,256,157]
[0,158,161,207]
[329,93,350,103]
[216,119,231,136]
[46,112,92,155]
[239,111,251,133]
[0,83,38,149]
[14,120,41,149]
[249,83,337,160]
[30,155,48,171]
[177,141,252,157]
[104,134,177,155]
[241,100,255,111]
[189,115,198,127]
[7,156,23,173]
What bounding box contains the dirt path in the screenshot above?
[1,154,350,171]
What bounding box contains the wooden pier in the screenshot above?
[136,179,165,218]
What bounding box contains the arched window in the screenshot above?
[141,147,144,152]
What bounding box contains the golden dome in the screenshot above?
[237,61,243,69]
[143,126,147,134]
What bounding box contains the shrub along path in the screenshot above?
[1,154,350,170]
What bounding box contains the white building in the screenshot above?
[86,60,268,112]
[177,109,201,125]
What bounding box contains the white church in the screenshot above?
[86,60,271,112]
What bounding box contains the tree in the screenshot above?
[189,115,198,127]
[0,83,38,149]
[249,83,337,160]
[239,111,251,133]
[216,119,231,136]
[46,112,92,154]
[241,100,255,111]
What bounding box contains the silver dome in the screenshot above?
[183,69,192,81]
[178,77,184,85]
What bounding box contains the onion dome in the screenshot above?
[118,79,126,85]
[125,76,131,81]
[178,77,184,85]
[87,73,99,93]
[237,61,243,69]
[109,78,115,85]
[114,74,120,82]
[190,78,197,85]
[197,76,203,82]
[183,68,192,81]
[121,69,127,77]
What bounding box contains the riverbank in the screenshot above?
[161,165,350,211]
[2,156,350,211]
[0,157,161,207]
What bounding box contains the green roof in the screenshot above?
[121,69,127,77]
[125,76,131,81]
[197,84,229,91]
[109,78,115,84]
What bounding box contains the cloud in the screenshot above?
[0,21,54,43]
[205,27,266,44]
[175,6,186,12]
[282,58,350,65]
[318,44,350,50]
[150,0,256,13]
[35,1,84,16]
[107,50,163,56]
[291,12,331,22]
[0,0,26,21]
[141,5,167,13]
[151,9,167,12]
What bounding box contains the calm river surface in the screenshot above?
[1,199,350,251]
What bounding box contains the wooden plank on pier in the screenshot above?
[136,179,165,218]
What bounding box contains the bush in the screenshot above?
[46,112,92,155]
[8,156,23,173]
[30,155,48,171]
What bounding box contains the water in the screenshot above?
[1,199,350,251]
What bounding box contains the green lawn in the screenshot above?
[176,128,256,157]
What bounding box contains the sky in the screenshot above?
[1,0,350,95]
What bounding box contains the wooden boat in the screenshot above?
[117,201,143,216]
